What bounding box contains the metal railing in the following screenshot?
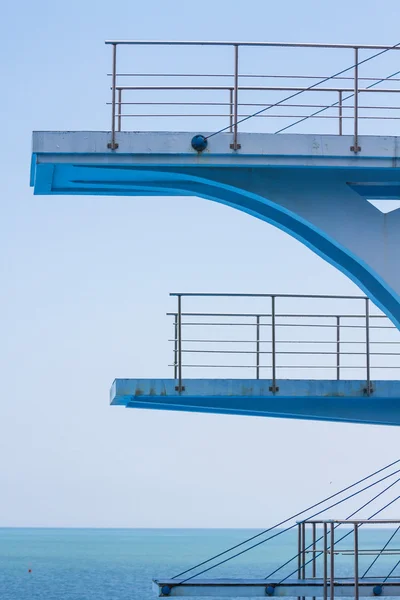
[168,293,400,394]
[106,40,400,151]
[298,519,400,600]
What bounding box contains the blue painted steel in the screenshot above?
[111,379,400,426]
[30,132,400,328]
[374,586,384,596]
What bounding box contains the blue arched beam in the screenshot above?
[45,161,400,329]
[32,158,400,327]
[111,379,400,426]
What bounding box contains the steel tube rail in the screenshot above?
[176,295,183,392]
[108,43,118,150]
[354,525,359,600]
[324,523,328,600]
[352,48,360,152]
[366,299,371,395]
[231,45,240,150]
[106,40,400,50]
[256,315,260,380]
[330,523,335,600]
[114,84,400,92]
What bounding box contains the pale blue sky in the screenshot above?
[2,0,400,528]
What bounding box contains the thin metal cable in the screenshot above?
[382,553,400,583]
[362,525,400,578]
[175,466,400,584]
[205,40,400,140]
[271,475,400,583]
[276,477,400,584]
[275,68,400,134]
[171,458,400,580]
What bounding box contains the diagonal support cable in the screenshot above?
[171,458,400,580]
[175,464,400,584]
[275,68,400,134]
[362,525,400,578]
[205,40,400,141]
[271,474,400,584]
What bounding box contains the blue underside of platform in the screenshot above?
[30,132,400,329]
[111,379,400,426]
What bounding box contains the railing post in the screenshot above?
[107,43,119,150]
[230,45,241,151]
[297,522,302,600]
[117,88,122,132]
[175,295,185,393]
[338,91,343,136]
[301,521,306,600]
[351,47,361,153]
[229,88,234,133]
[256,315,260,380]
[330,522,335,600]
[354,524,359,600]
[173,313,178,380]
[269,296,278,393]
[312,522,317,600]
[365,298,371,395]
[336,316,340,381]
[323,522,328,600]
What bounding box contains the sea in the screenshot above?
[0,528,398,600]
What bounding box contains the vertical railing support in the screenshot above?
[354,524,359,600]
[336,316,340,381]
[312,522,317,600]
[338,90,343,136]
[229,88,234,133]
[301,521,306,600]
[330,522,335,600]
[175,295,185,392]
[351,48,361,153]
[256,315,260,380]
[269,296,278,393]
[230,45,241,150]
[108,43,119,150]
[365,298,371,395]
[117,88,122,132]
[173,313,178,380]
[323,522,328,600]
[297,523,302,600]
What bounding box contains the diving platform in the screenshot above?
[30,40,400,424]
[153,578,400,597]
[111,378,400,426]
[153,519,400,598]
[111,292,400,426]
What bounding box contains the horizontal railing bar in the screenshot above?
[181,349,400,355]
[116,84,400,93]
[111,101,400,111]
[306,519,400,524]
[170,339,400,344]
[169,364,400,368]
[170,292,367,299]
[174,322,396,329]
[105,40,400,50]
[109,73,400,82]
[117,113,400,120]
[168,312,387,318]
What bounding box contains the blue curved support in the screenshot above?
[30,131,400,327]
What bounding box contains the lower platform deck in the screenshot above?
[111,379,400,426]
[153,577,400,597]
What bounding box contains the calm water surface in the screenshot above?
[0,528,398,600]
